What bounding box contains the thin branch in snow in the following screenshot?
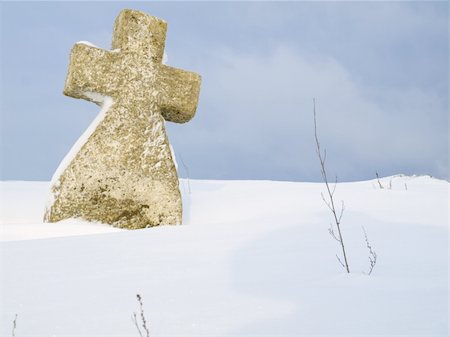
[313,98,350,273]
[331,176,338,197]
[12,314,17,337]
[338,200,345,224]
[362,226,377,275]
[179,155,191,194]
[336,254,345,269]
[321,192,333,212]
[328,223,341,243]
[133,294,150,337]
[376,172,384,189]
[132,312,144,337]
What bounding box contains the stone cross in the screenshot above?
[44,9,201,229]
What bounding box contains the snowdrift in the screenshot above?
[0,176,448,336]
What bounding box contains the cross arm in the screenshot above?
[63,43,121,104]
[157,65,201,123]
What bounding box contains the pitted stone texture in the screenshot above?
[44,9,201,229]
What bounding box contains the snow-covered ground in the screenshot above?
[0,176,448,336]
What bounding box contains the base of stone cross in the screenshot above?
[45,175,182,229]
[44,100,184,229]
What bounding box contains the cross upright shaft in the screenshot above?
[45,9,201,229]
[112,8,167,62]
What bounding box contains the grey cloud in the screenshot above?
[1,1,447,181]
[168,45,447,181]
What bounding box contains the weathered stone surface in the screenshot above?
[44,9,201,229]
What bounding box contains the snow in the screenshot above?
[76,40,97,48]
[0,175,448,336]
[170,144,178,171]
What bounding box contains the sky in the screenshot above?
[0,1,448,182]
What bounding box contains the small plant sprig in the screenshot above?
[12,314,18,337]
[132,294,150,337]
[376,172,394,189]
[362,226,377,275]
[376,172,384,189]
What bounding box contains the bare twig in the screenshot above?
[336,254,345,269]
[12,314,17,337]
[313,98,350,273]
[338,200,345,224]
[133,294,150,337]
[179,155,191,194]
[328,223,341,243]
[132,312,144,337]
[321,192,333,212]
[375,172,384,189]
[362,226,377,275]
[331,176,338,197]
